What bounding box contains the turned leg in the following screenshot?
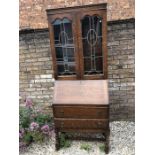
[105,129,110,154]
[55,129,59,151]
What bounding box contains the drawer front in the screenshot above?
[54,119,109,130]
[53,106,109,119]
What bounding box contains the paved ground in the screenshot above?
[20,121,135,155]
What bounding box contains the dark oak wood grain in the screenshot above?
[53,106,109,119]
[54,118,109,129]
[46,3,109,153]
[52,80,110,153]
[46,3,108,80]
[53,80,109,105]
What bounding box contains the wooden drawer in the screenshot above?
[53,106,109,119]
[54,118,109,130]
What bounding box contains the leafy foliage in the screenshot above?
[60,133,71,148]
[19,98,54,150]
[99,144,105,152]
[23,132,33,144]
[80,143,92,152]
[34,114,52,126]
[31,131,44,143]
[19,107,32,128]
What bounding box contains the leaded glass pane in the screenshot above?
[52,18,76,75]
[82,15,103,75]
[55,47,63,61]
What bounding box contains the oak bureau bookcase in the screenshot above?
[46,3,109,153]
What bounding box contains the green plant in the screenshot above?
[31,131,44,143]
[19,107,32,128]
[63,140,71,148]
[99,144,105,152]
[60,133,71,148]
[34,114,52,126]
[23,132,33,144]
[23,131,44,144]
[80,143,92,152]
[19,98,54,151]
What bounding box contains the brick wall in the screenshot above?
[19,30,54,113]
[108,19,135,121]
[19,18,135,121]
[19,0,135,29]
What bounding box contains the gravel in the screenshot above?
[20,121,135,155]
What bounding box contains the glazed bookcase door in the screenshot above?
[77,10,108,80]
[48,14,80,80]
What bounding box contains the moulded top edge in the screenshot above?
[46,3,107,14]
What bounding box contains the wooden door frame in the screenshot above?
[47,13,80,80]
[47,3,107,80]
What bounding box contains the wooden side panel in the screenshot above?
[102,9,108,79]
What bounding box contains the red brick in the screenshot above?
[19,0,135,29]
